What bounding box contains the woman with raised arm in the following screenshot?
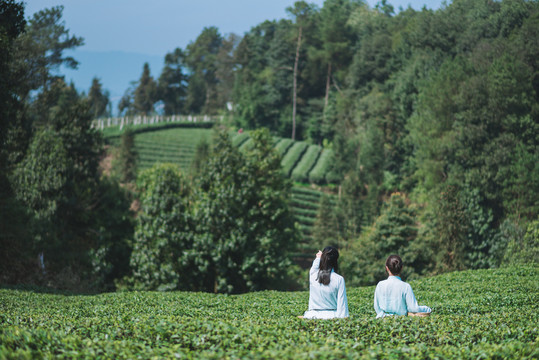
[302,246,349,319]
[374,254,432,318]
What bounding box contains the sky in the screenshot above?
[23,0,445,113]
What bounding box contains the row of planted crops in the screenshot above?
[1,265,537,359]
[105,124,338,185]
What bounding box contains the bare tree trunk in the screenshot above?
[324,62,332,111]
[292,26,302,140]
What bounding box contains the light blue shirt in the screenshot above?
[307,258,349,318]
[374,276,431,318]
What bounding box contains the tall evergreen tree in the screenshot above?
[12,6,83,102]
[184,27,223,114]
[87,77,109,118]
[133,62,157,115]
[157,48,188,115]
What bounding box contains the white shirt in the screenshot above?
[374,275,431,318]
[303,258,349,319]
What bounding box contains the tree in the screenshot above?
[157,48,188,115]
[286,1,318,140]
[189,128,298,293]
[0,0,25,151]
[215,33,240,112]
[233,20,277,130]
[184,27,223,114]
[317,0,358,110]
[12,6,83,102]
[12,128,70,267]
[11,79,105,283]
[87,77,109,118]
[118,81,136,116]
[112,129,137,183]
[312,194,339,250]
[429,184,469,273]
[133,63,157,115]
[0,1,28,282]
[128,164,193,291]
[341,193,422,286]
[190,137,210,175]
[88,177,134,291]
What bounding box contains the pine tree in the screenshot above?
[133,63,157,115]
[87,77,109,118]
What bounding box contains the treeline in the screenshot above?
[0,2,297,293]
[0,3,130,290]
[129,0,536,283]
[1,0,537,292]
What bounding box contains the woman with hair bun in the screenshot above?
[374,254,431,318]
[302,246,349,319]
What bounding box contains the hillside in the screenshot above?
[104,124,338,252]
[1,265,537,359]
[103,124,335,184]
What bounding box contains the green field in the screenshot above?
[104,126,334,185]
[1,265,537,359]
[105,127,212,171]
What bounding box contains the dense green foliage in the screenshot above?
[0,3,133,289]
[100,0,539,287]
[1,265,537,359]
[127,164,192,291]
[87,77,110,119]
[2,0,538,294]
[110,129,137,183]
[123,129,299,293]
[341,193,424,286]
[188,129,299,293]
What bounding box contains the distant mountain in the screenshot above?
[59,50,164,115]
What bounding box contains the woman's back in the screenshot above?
[308,259,345,311]
[303,248,349,319]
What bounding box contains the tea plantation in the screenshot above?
[1,265,537,359]
[104,125,336,246]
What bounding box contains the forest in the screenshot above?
[0,0,537,293]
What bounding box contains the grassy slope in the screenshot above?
[132,128,211,171]
[1,265,537,359]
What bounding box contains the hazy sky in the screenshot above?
[22,0,445,112]
[24,0,444,56]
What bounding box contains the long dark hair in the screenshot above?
[317,246,339,285]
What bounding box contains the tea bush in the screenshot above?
[1,265,537,359]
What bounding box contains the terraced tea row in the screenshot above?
[105,127,336,185]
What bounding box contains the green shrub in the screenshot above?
[291,145,321,183]
[1,265,537,359]
[127,164,192,291]
[503,220,539,265]
[281,142,309,177]
[341,193,423,286]
[231,132,249,147]
[308,149,334,184]
[275,138,294,156]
